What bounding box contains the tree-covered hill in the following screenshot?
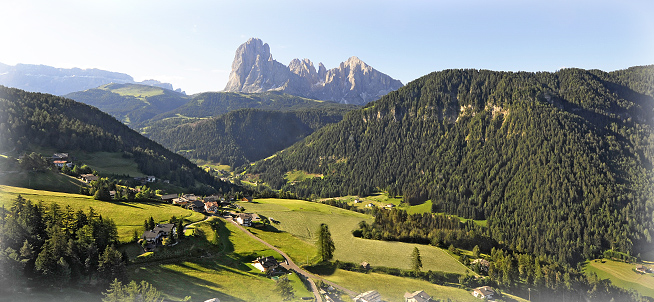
[148,106,354,167]
[248,66,654,264]
[0,86,238,194]
[64,83,190,127]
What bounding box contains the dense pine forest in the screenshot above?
[148,107,355,167]
[249,66,654,265]
[0,86,238,194]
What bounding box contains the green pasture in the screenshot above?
[318,269,481,302]
[0,170,83,194]
[104,84,164,99]
[239,198,470,274]
[75,151,144,177]
[131,216,312,301]
[0,185,205,242]
[285,170,323,182]
[584,259,654,298]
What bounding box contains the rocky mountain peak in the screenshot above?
[223,38,403,105]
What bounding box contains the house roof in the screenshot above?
[238,213,252,220]
[142,230,160,240]
[161,194,177,200]
[474,286,495,297]
[354,290,382,302]
[254,256,279,269]
[153,223,175,234]
[404,290,431,302]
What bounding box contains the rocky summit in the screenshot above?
[223,38,403,105]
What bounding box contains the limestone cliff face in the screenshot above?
[224,38,403,105]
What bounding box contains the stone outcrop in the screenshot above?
[224,38,403,105]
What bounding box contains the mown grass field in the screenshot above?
[0,185,204,242]
[239,198,470,274]
[584,259,654,298]
[131,217,313,302]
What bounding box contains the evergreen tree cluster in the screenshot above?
[0,196,125,291]
[249,66,654,264]
[0,85,239,195]
[148,107,353,167]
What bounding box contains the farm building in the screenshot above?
[353,290,382,302]
[404,290,432,302]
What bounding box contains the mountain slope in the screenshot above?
[148,106,354,167]
[223,38,403,105]
[0,63,183,95]
[0,86,237,194]
[65,83,190,127]
[249,66,654,263]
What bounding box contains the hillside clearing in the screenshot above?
[584,259,654,298]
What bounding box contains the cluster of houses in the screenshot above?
[167,193,256,218]
[51,153,73,168]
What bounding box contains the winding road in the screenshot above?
[225,217,358,301]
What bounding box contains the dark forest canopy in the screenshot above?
[148,106,355,167]
[248,66,654,264]
[0,86,239,195]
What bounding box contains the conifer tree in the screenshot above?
[411,247,423,273]
[316,223,335,262]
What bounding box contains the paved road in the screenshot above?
[225,217,358,300]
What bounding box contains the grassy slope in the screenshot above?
[131,217,312,302]
[0,185,204,242]
[584,259,654,298]
[75,151,145,177]
[239,198,470,274]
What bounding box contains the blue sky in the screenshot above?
[1,0,652,94]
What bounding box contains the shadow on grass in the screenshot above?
[304,262,337,276]
[135,262,247,302]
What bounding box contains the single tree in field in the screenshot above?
[411,247,422,273]
[472,245,481,258]
[317,223,335,262]
[274,276,295,301]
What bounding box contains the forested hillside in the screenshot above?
[249,66,654,264]
[148,106,354,167]
[64,83,190,127]
[0,86,237,194]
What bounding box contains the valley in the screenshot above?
[0,63,652,302]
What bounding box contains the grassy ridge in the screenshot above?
[0,185,204,242]
[239,198,470,274]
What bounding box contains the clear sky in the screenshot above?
[1,0,653,94]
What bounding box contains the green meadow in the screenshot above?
[131,217,313,302]
[0,185,204,242]
[584,259,654,298]
[239,198,470,274]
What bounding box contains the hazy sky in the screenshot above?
[1,0,653,94]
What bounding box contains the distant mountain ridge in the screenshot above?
[223,38,403,105]
[0,62,184,96]
[65,83,190,127]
